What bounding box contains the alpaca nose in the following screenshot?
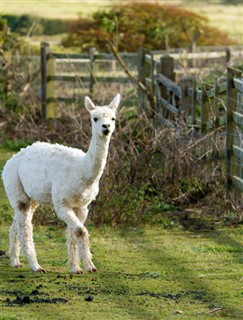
[102,124,110,129]
[102,124,110,136]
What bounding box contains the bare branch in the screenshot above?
[106,39,156,112]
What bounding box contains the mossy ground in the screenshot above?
[0,223,242,320]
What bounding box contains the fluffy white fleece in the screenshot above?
[2,94,121,274]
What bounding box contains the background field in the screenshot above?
[2,0,243,42]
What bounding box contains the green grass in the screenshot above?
[0,147,242,319]
[0,225,242,319]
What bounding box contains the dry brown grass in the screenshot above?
[1,30,242,226]
[1,95,242,225]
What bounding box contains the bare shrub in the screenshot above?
[89,112,239,225]
[1,98,241,226]
[1,24,241,227]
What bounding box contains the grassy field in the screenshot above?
[2,0,243,42]
[0,148,243,319]
[2,0,111,19]
[0,224,242,319]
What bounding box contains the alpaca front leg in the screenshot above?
[55,204,97,273]
[9,217,23,268]
[66,226,83,274]
[17,211,46,273]
[75,227,97,273]
[74,206,97,273]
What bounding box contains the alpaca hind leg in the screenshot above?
[9,217,22,268]
[17,203,46,273]
[2,161,38,270]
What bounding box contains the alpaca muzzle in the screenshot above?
[102,124,110,136]
[102,129,110,136]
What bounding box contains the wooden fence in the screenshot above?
[40,42,136,119]
[138,47,234,130]
[226,68,243,192]
[138,47,242,192]
[40,42,243,119]
[40,43,243,192]
[156,65,243,192]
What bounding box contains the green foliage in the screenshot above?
[0,139,34,151]
[0,24,24,109]
[92,182,175,226]
[2,14,68,35]
[0,22,40,121]
[62,3,235,51]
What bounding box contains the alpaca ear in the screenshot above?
[108,93,121,111]
[85,96,96,112]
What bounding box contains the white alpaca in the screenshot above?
[2,94,121,274]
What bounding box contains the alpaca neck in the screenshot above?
[83,132,110,184]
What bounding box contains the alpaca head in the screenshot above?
[85,94,121,138]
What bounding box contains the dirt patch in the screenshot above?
[5,295,68,305]
[0,250,6,256]
[135,290,209,303]
[4,288,68,305]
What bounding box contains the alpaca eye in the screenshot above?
[93,117,98,122]
[112,117,116,121]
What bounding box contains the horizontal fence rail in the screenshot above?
[40,42,243,119]
[40,42,137,118]
[126,48,242,192]
[40,43,243,193]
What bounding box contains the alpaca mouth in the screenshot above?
[102,129,110,136]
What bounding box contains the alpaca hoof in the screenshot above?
[88,267,97,273]
[36,267,47,273]
[76,270,83,275]
[13,263,23,268]
[71,269,83,275]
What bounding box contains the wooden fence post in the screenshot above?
[137,48,153,114]
[156,55,175,118]
[225,47,231,65]
[40,42,49,120]
[157,55,175,81]
[46,54,56,119]
[189,40,196,69]
[226,67,241,189]
[200,83,210,134]
[212,77,220,159]
[191,79,197,125]
[213,77,219,127]
[137,48,146,112]
[180,77,195,120]
[148,51,154,96]
[89,47,95,95]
